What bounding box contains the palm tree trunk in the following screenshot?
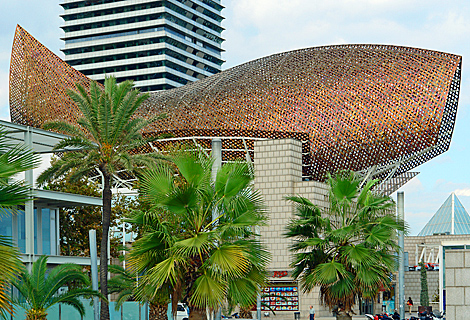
[335,312,352,320]
[100,171,112,320]
[188,307,206,320]
[149,303,168,320]
[26,309,47,320]
[239,307,253,318]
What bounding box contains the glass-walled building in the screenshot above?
[0,120,101,266]
[0,208,58,256]
[0,188,102,259]
[60,0,225,92]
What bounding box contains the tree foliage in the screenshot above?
[37,76,163,320]
[128,150,270,320]
[0,128,39,318]
[0,128,39,210]
[285,171,406,318]
[43,176,135,257]
[12,256,102,320]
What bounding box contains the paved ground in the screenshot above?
[315,316,413,320]
[315,317,368,320]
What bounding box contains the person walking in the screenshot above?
[309,305,315,320]
[407,297,413,314]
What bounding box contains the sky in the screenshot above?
[1,0,470,234]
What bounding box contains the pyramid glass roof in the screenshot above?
[418,193,470,236]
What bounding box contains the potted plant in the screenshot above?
[418,262,432,314]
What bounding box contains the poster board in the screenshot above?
[261,285,299,311]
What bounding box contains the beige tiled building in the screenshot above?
[252,138,470,319]
[253,139,336,319]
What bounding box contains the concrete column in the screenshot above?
[211,138,222,183]
[397,192,405,319]
[211,138,222,320]
[50,209,57,255]
[56,208,60,255]
[254,139,304,318]
[37,207,42,255]
[438,245,444,312]
[254,139,302,270]
[24,127,34,263]
[89,230,100,320]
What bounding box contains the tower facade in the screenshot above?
[60,0,224,92]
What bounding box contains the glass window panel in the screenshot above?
[42,208,51,255]
[0,210,12,238]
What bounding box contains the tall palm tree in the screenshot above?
[0,128,39,318]
[129,150,270,320]
[12,256,102,320]
[285,171,406,320]
[37,77,163,320]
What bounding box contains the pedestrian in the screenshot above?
[309,305,315,320]
[407,297,413,314]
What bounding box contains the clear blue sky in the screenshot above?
[1,0,470,235]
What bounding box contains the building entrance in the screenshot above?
[359,298,374,315]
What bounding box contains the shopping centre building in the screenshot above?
[6,25,463,317]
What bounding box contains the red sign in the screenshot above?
[273,271,288,278]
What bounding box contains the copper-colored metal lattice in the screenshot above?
[9,25,462,182]
[9,25,94,127]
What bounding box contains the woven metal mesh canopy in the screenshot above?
[9,25,462,186]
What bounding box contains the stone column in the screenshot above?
[444,249,470,319]
[254,138,302,270]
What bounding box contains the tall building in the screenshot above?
[60,0,224,92]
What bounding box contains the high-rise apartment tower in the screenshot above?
[60,0,224,92]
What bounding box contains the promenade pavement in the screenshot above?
[315,316,367,320]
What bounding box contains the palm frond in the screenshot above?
[190,273,227,309]
[42,121,87,140]
[207,245,250,277]
[11,256,100,317]
[0,236,22,317]
[0,183,32,211]
[286,170,406,312]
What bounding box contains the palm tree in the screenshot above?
[0,128,39,318]
[108,264,137,311]
[108,264,169,320]
[37,77,163,320]
[11,256,102,320]
[126,211,173,320]
[285,171,406,320]
[128,150,270,320]
[0,127,40,211]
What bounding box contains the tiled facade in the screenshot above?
[403,272,439,313]
[444,249,470,319]
[402,235,470,315]
[404,234,470,267]
[252,138,470,318]
[254,139,333,319]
